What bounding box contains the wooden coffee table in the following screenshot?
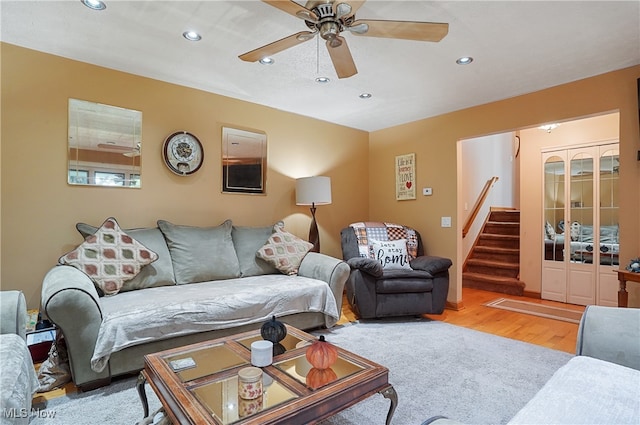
[137,325,397,424]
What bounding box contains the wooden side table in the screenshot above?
[616,270,640,307]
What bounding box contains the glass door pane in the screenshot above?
[543,156,565,261]
[599,149,619,266]
[569,153,594,264]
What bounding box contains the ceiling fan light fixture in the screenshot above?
[539,123,560,133]
[456,56,473,65]
[315,77,330,84]
[335,3,352,19]
[347,23,369,34]
[320,22,340,41]
[296,10,317,22]
[259,57,275,65]
[183,31,202,42]
[81,0,106,11]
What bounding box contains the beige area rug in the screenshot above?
[485,298,583,324]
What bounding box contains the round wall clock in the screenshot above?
[162,131,204,175]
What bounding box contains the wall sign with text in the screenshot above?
[395,153,416,200]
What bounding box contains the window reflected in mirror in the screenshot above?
[68,99,142,188]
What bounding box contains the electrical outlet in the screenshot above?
[441,217,452,228]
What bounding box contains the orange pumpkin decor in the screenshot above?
[305,335,338,369]
[305,367,337,389]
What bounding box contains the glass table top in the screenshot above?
[191,372,298,424]
[147,326,384,424]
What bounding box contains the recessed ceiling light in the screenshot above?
[359,93,372,99]
[456,56,473,65]
[259,57,274,65]
[183,31,202,42]
[315,77,330,83]
[81,0,106,10]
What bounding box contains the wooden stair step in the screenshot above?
[462,272,525,296]
[474,246,519,255]
[479,233,519,241]
[466,259,519,269]
[484,222,519,235]
[488,211,520,223]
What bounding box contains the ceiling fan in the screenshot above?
[239,0,449,79]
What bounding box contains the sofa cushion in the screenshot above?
[232,223,281,277]
[376,278,434,293]
[256,228,313,275]
[158,219,241,284]
[371,239,412,270]
[509,356,640,424]
[0,333,39,422]
[76,223,176,291]
[91,275,340,372]
[60,217,158,296]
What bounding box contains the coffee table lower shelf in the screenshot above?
[137,325,398,424]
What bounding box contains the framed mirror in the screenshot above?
[68,98,142,187]
[222,127,267,194]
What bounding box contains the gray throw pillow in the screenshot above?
[157,219,241,284]
[75,222,176,291]
[231,223,282,277]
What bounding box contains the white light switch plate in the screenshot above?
[422,187,433,196]
[441,217,452,228]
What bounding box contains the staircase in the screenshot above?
[463,209,525,296]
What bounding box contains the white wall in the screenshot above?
[460,132,517,257]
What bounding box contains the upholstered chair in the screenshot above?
[340,222,452,319]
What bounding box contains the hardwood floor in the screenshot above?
[35,287,582,402]
[339,287,583,354]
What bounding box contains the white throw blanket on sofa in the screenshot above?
[91,275,339,372]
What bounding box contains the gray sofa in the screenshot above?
[0,291,39,425]
[41,219,349,390]
[425,305,640,425]
[340,223,451,318]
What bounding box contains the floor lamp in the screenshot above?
[296,176,332,253]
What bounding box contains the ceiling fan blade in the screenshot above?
[339,1,366,18]
[351,19,448,42]
[239,31,316,62]
[262,0,318,21]
[326,36,357,79]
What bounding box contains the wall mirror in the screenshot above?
[68,98,142,187]
[222,126,267,194]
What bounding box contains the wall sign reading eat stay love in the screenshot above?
[395,153,416,201]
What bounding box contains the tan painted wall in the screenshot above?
[0,43,369,308]
[369,66,640,307]
[2,43,639,310]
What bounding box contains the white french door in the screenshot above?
[541,142,619,306]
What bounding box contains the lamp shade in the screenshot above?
[296,176,332,206]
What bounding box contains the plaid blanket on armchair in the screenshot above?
[349,222,419,260]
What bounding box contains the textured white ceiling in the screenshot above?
[2,1,639,132]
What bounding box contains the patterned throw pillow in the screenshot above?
[256,228,313,275]
[370,239,412,270]
[59,217,158,296]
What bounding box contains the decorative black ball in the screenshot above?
[261,315,287,343]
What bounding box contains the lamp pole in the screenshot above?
[308,202,320,252]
